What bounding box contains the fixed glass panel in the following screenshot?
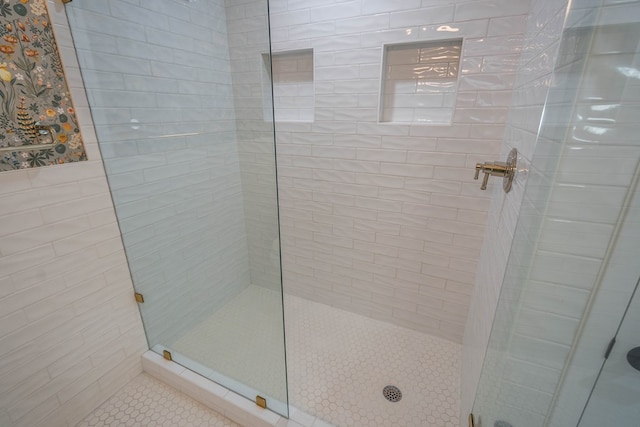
[66,0,288,416]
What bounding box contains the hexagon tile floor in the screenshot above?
[76,373,239,427]
[78,288,461,427]
[285,293,461,427]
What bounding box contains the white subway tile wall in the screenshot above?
[0,2,148,427]
[460,0,566,421]
[463,2,640,427]
[66,0,255,349]
[225,0,283,294]
[4,2,634,427]
[259,0,531,342]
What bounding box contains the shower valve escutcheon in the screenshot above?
[474,148,517,193]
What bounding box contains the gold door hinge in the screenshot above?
[61,0,72,4]
[134,293,144,303]
[256,395,267,409]
[469,413,475,427]
[163,350,172,361]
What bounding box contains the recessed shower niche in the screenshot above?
[380,39,462,125]
[262,49,314,122]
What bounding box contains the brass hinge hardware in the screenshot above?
[134,293,144,303]
[61,0,72,4]
[469,413,475,427]
[256,395,267,409]
[604,337,616,359]
[163,350,172,361]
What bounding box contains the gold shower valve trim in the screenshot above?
[474,148,517,193]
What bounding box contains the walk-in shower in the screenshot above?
[60,0,640,426]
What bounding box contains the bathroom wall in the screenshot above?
[459,0,569,419]
[504,8,640,427]
[65,0,253,346]
[462,1,640,425]
[224,0,283,294]
[264,0,531,341]
[0,1,147,426]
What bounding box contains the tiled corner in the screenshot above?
[459,0,569,419]
[234,0,533,344]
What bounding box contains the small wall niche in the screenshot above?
[262,49,314,123]
[380,39,462,125]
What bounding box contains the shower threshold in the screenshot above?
[150,344,288,417]
[142,351,327,427]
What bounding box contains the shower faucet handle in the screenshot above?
[474,164,493,190]
[473,148,517,193]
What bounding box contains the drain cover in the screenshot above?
[382,385,402,402]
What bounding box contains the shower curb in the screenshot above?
[141,351,332,427]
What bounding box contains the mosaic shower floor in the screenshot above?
[172,286,288,407]
[171,285,461,427]
[76,373,239,427]
[80,286,461,427]
[285,292,461,427]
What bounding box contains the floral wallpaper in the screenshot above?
[0,0,86,172]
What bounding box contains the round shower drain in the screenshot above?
[382,385,402,402]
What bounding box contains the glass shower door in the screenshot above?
[577,280,640,426]
[65,0,288,416]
